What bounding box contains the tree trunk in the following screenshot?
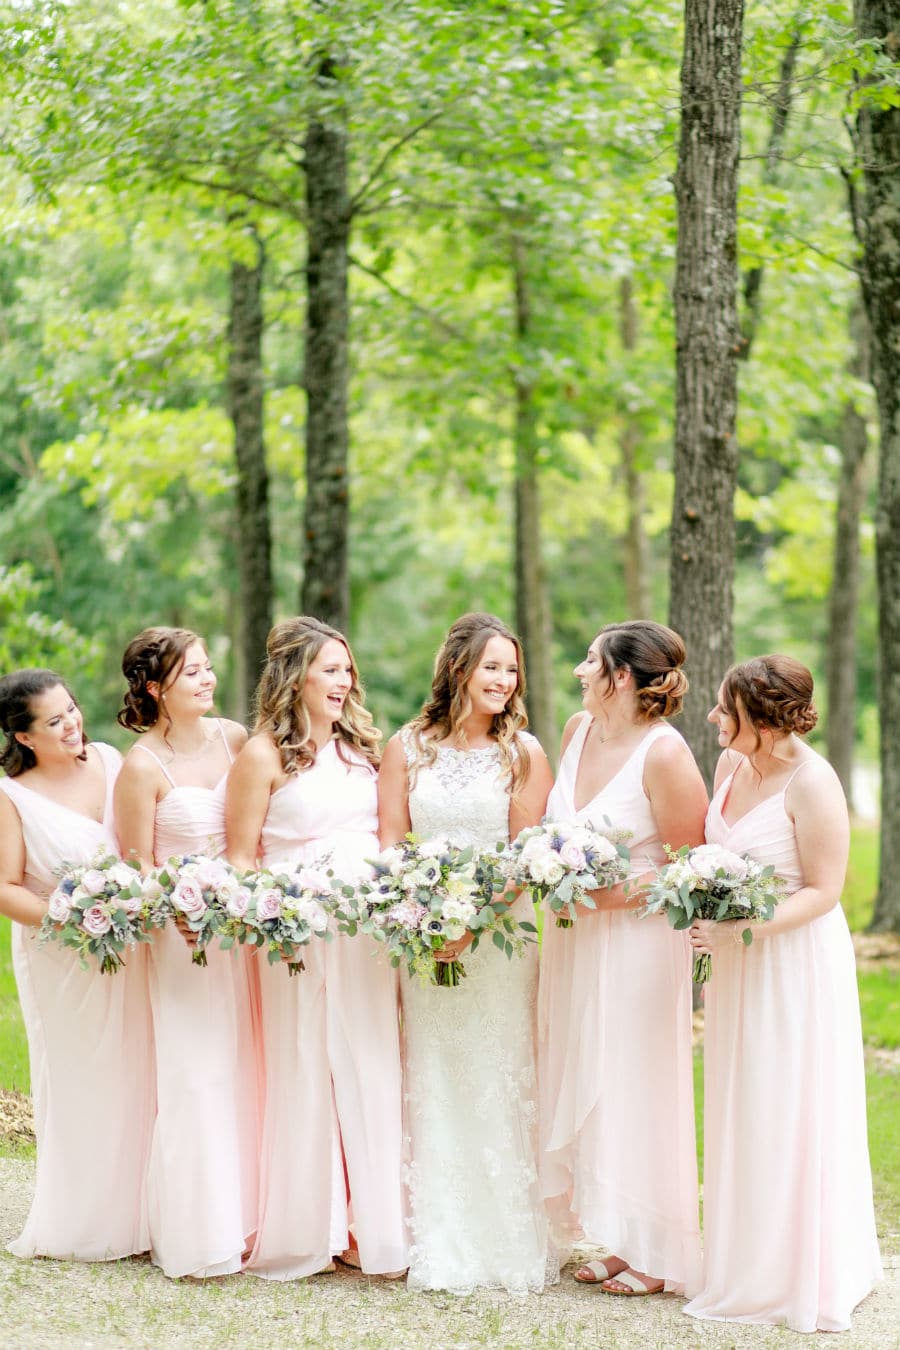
[825,301,869,807]
[511,236,555,758]
[302,80,350,632]
[618,276,652,618]
[669,0,745,787]
[854,0,900,931]
[226,223,273,706]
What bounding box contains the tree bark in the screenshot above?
[511,236,555,758]
[618,276,652,617]
[669,0,745,787]
[302,73,350,632]
[226,223,273,705]
[825,301,869,807]
[854,0,900,931]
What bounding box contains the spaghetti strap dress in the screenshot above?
[684,759,882,1332]
[1,742,155,1261]
[538,715,702,1294]
[138,722,260,1279]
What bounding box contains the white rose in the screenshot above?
[690,844,749,882]
[47,890,72,924]
[531,856,566,886]
[109,862,140,890]
[81,869,107,897]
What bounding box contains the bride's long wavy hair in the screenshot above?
[253,616,381,775]
[407,612,531,796]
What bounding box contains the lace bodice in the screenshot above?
[403,733,531,850]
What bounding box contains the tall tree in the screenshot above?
[669,0,745,785]
[227,219,273,697]
[618,276,653,618]
[853,0,900,931]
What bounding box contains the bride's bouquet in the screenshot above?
[641,842,784,982]
[149,853,248,967]
[503,819,632,927]
[239,864,333,976]
[333,835,531,987]
[41,848,167,974]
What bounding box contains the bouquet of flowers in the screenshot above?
[149,853,248,967]
[333,835,531,987]
[239,864,333,976]
[41,848,167,974]
[641,842,784,982]
[503,818,632,928]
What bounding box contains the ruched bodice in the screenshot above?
[154,780,228,862]
[706,768,804,892]
[547,715,678,873]
[260,738,378,874]
[0,742,121,897]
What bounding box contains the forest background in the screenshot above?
[0,0,898,924]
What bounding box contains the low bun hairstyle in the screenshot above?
[0,668,84,777]
[593,620,689,720]
[118,627,203,733]
[721,655,818,742]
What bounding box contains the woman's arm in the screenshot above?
[508,738,554,840]
[580,732,709,915]
[225,735,280,871]
[691,758,848,954]
[0,793,47,926]
[377,734,411,848]
[114,751,162,872]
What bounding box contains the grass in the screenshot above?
[844,821,879,930]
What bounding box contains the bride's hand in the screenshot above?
[435,933,474,962]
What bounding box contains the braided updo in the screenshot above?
[593,620,689,720]
[117,627,203,732]
[720,655,818,744]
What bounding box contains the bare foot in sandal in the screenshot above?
[601,1268,665,1296]
[574,1255,628,1285]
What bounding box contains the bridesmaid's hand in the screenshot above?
[434,932,474,962]
[689,918,740,954]
[174,913,199,949]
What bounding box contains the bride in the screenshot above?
[378,612,556,1294]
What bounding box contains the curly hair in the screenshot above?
[118,627,204,734]
[592,620,689,720]
[0,668,87,777]
[407,612,531,797]
[720,654,818,753]
[253,616,381,775]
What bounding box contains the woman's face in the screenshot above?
[708,682,743,749]
[302,638,354,726]
[465,635,519,718]
[574,637,613,712]
[16,684,84,764]
[159,641,216,721]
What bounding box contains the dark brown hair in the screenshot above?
[593,620,688,720]
[407,612,531,795]
[720,654,818,751]
[253,616,380,775]
[118,627,204,734]
[0,668,86,777]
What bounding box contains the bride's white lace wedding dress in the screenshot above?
[400,735,556,1294]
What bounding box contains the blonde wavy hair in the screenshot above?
[407,612,531,797]
[253,617,381,775]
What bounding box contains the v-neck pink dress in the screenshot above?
[138,724,260,1279]
[538,715,701,1294]
[1,742,155,1261]
[684,759,882,1332]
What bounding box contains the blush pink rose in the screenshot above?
[47,890,72,924]
[255,889,283,921]
[172,878,207,915]
[81,869,108,897]
[82,905,112,936]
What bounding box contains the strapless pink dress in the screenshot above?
[684,760,882,1331]
[138,732,260,1279]
[247,738,406,1279]
[0,742,154,1261]
[538,717,702,1294]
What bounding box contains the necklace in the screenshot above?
[164,731,213,760]
[594,724,634,745]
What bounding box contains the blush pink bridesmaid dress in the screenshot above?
[684,761,882,1332]
[1,742,155,1261]
[247,737,406,1279]
[538,715,702,1294]
[137,723,260,1279]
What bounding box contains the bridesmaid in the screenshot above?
[114,627,259,1280]
[538,620,707,1297]
[226,616,406,1279]
[0,667,154,1260]
[685,655,882,1332]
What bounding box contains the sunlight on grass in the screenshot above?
[844,823,879,931]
